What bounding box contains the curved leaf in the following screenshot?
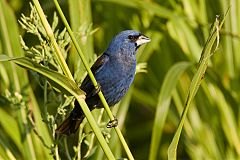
[0,55,85,98]
[168,11,228,160]
[149,61,191,160]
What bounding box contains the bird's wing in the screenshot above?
[80,53,109,97]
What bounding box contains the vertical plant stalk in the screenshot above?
[168,11,229,160]
[75,98,115,159]
[43,80,60,159]
[54,145,60,160]
[20,107,37,159]
[32,0,73,80]
[75,122,85,160]
[68,0,94,81]
[53,0,134,159]
[84,109,104,158]
[148,62,191,160]
[31,0,115,159]
[0,138,16,160]
[0,1,36,159]
[64,138,71,160]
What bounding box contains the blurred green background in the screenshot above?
[0,0,240,159]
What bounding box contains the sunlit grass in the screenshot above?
[0,0,239,160]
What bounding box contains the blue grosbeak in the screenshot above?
[56,30,150,135]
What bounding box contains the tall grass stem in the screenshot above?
[53,0,134,159]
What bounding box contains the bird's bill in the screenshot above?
[136,35,151,46]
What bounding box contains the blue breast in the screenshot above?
[95,54,136,106]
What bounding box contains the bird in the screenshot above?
[56,30,151,135]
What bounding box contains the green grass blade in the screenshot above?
[149,62,191,160]
[167,17,202,62]
[168,11,229,160]
[94,0,173,19]
[0,1,36,159]
[23,1,116,158]
[0,107,21,152]
[213,86,240,155]
[110,88,133,155]
[32,0,73,81]
[0,55,116,159]
[0,55,85,97]
[68,0,95,81]
[0,138,16,160]
[53,0,134,159]
[28,87,53,159]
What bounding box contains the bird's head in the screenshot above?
[106,30,151,56]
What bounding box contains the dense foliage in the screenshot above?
[0,0,239,160]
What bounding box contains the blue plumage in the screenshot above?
[56,30,150,135]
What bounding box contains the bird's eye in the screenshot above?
[128,35,134,40]
[128,35,139,42]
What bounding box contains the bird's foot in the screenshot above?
[107,117,118,128]
[93,83,101,95]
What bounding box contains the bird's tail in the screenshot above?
[56,106,85,135]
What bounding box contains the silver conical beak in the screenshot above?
[136,35,151,47]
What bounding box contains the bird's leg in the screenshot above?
[107,116,118,128]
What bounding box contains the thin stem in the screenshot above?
[64,138,71,160]
[20,107,37,160]
[53,0,134,159]
[76,123,84,160]
[0,138,16,160]
[0,1,36,159]
[84,109,104,158]
[32,0,73,80]
[54,145,60,160]
[75,98,115,160]
[43,80,52,136]
[32,1,115,159]
[74,120,87,160]
[168,12,229,160]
